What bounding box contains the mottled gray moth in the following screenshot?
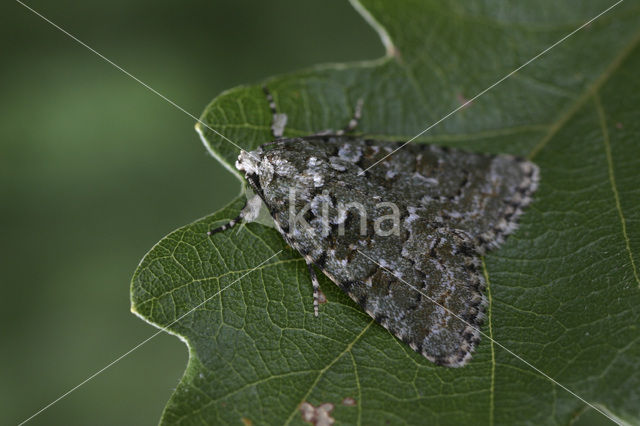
[209,87,539,367]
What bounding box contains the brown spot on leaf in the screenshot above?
[241,418,252,426]
[317,289,327,304]
[616,122,623,129]
[341,397,357,406]
[300,401,335,426]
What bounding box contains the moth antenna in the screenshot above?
[306,260,321,317]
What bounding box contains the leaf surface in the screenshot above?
[131,1,640,424]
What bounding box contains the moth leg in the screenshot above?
[207,194,262,235]
[336,98,364,135]
[313,98,364,136]
[262,85,288,139]
[306,260,320,317]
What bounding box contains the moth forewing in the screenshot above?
[227,135,539,367]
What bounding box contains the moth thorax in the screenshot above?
[235,149,264,177]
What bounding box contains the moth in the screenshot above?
[209,87,539,367]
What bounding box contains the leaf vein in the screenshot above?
[594,93,640,289]
[482,259,496,426]
[283,320,375,425]
[528,26,640,160]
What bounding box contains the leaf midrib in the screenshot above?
[527,26,640,160]
[595,93,640,289]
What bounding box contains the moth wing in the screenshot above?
[430,152,540,251]
[246,137,540,367]
[359,142,539,251]
[330,222,484,367]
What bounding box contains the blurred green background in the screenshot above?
[0,1,609,425]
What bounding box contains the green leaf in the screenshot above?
[131,1,640,424]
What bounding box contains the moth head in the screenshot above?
[236,147,286,194]
[236,144,301,183]
[236,143,324,208]
[236,148,264,179]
